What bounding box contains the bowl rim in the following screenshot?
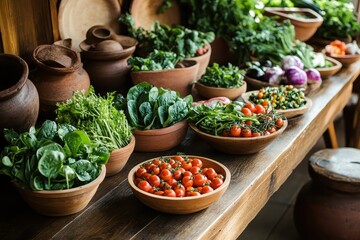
[132,120,188,136]
[128,155,231,201]
[189,120,288,141]
[241,90,312,117]
[195,80,247,90]
[130,60,199,74]
[316,56,342,76]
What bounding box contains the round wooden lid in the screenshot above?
[309,148,360,192]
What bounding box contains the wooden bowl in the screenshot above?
[185,45,212,80]
[14,165,106,216]
[106,136,135,177]
[195,81,247,100]
[130,60,199,97]
[264,7,323,41]
[132,120,188,152]
[128,155,231,214]
[325,53,360,67]
[316,56,342,78]
[241,90,312,119]
[189,121,288,154]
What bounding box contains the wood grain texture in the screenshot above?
[0,62,359,240]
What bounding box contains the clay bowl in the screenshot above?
[195,81,247,100]
[316,56,342,78]
[189,121,288,154]
[241,90,312,119]
[186,45,212,80]
[132,120,188,152]
[264,7,323,41]
[128,155,230,214]
[106,136,135,177]
[14,165,106,216]
[325,53,360,67]
[130,60,199,97]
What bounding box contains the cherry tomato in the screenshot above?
[182,176,193,188]
[216,174,224,180]
[262,99,270,107]
[175,188,185,197]
[172,156,184,162]
[138,180,152,192]
[142,173,152,181]
[136,167,147,178]
[241,107,252,117]
[230,124,241,137]
[201,185,214,194]
[191,158,203,168]
[173,169,183,180]
[134,177,142,186]
[187,191,201,197]
[241,128,252,137]
[210,178,223,189]
[244,103,255,113]
[181,161,192,171]
[190,166,201,175]
[159,162,170,170]
[152,159,161,166]
[193,173,207,187]
[154,190,164,196]
[268,127,277,134]
[164,189,176,197]
[252,132,261,137]
[159,169,172,181]
[201,167,209,176]
[148,175,161,187]
[254,104,266,114]
[183,171,193,177]
[167,178,178,188]
[149,165,160,175]
[263,130,271,135]
[205,168,217,180]
[144,163,154,172]
[275,117,284,127]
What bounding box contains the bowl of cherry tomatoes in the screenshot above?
[128,155,231,214]
[188,98,288,154]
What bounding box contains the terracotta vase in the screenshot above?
[186,44,212,80]
[15,165,106,216]
[133,120,188,152]
[106,136,135,177]
[80,26,138,95]
[294,148,360,240]
[31,44,90,119]
[130,60,199,97]
[0,54,39,146]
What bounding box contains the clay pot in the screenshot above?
[31,44,90,119]
[294,148,360,240]
[133,120,188,152]
[106,136,135,177]
[15,165,106,216]
[80,26,138,95]
[186,45,212,80]
[0,54,39,146]
[195,81,247,100]
[130,60,199,97]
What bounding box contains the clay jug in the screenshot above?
[31,44,90,119]
[0,54,39,147]
[79,25,138,95]
[294,148,360,240]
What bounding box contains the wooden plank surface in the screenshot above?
[0,62,359,240]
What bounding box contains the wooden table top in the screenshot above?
[1,61,360,240]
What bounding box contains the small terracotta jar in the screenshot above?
[80,26,138,95]
[294,148,360,240]
[0,54,39,146]
[31,44,90,119]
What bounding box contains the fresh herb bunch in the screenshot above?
[128,50,178,71]
[249,85,306,110]
[122,82,193,130]
[0,120,109,190]
[188,101,284,136]
[55,86,132,151]
[119,13,215,59]
[199,63,245,88]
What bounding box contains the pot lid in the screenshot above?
[58,0,121,52]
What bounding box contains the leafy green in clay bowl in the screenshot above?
[195,63,247,100]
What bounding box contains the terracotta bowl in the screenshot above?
[14,165,106,216]
[325,53,360,67]
[264,7,323,41]
[316,56,342,78]
[241,90,312,119]
[186,44,212,80]
[130,60,199,97]
[132,120,188,152]
[106,136,135,177]
[128,155,231,214]
[195,81,247,100]
[189,121,288,154]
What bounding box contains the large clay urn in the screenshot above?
[80,25,138,95]
[31,44,90,119]
[0,54,39,147]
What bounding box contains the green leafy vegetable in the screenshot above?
[199,63,245,88]
[0,121,109,190]
[55,86,133,151]
[128,50,178,71]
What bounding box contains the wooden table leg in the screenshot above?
[323,122,339,148]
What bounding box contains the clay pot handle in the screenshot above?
[85,25,114,45]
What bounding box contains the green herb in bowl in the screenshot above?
[128,50,178,72]
[199,63,245,88]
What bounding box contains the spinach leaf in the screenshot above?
[71,159,93,182]
[128,50,178,71]
[37,120,57,140]
[199,63,245,88]
[38,150,65,186]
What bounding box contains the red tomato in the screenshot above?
[183,171,193,177]
[159,169,172,181]
[186,191,201,197]
[230,124,241,137]
[149,165,160,175]
[167,178,178,188]
[142,173,152,181]
[138,180,152,192]
[252,132,261,137]
[241,128,252,137]
[191,158,203,168]
[182,176,193,188]
[144,163,154,172]
[181,161,192,171]
[190,166,201,175]
[164,189,176,197]
[159,162,170,170]
[152,159,161,166]
[254,104,266,114]
[241,107,252,117]
[148,175,161,187]
[201,167,209,176]
[205,168,217,180]
[276,117,284,127]
[201,185,214,194]
[154,190,164,196]
[134,177,142,186]
[244,103,256,113]
[172,156,184,162]
[136,167,147,178]
[193,173,207,187]
[210,178,223,189]
[268,127,277,134]
[173,169,183,180]
[175,188,185,197]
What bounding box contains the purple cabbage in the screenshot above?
[281,56,304,70]
[284,66,307,86]
[264,66,284,85]
[305,68,321,83]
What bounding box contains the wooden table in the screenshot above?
[1,62,359,240]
